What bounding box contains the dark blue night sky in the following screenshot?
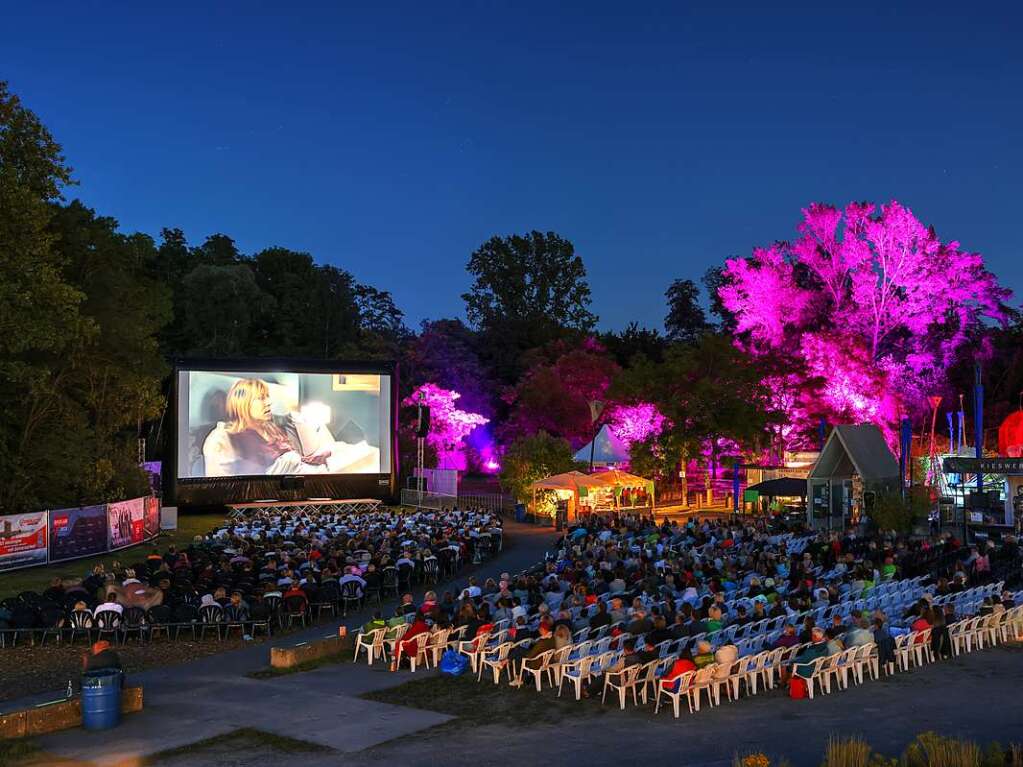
[4,1,1020,330]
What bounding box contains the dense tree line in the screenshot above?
[3,81,1020,512]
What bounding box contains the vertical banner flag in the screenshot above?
[143,496,160,538]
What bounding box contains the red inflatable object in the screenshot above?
[998,410,1023,457]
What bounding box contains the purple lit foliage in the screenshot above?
[605,402,667,450]
[404,383,489,470]
[720,201,1010,446]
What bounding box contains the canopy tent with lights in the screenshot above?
[530,469,654,522]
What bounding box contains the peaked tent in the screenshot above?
[807,424,900,528]
[574,424,630,466]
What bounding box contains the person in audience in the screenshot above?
[583,639,643,698]
[553,623,573,650]
[397,611,430,666]
[589,600,612,630]
[844,617,874,647]
[793,627,829,678]
[713,642,739,671]
[660,648,696,690]
[771,623,798,649]
[509,622,556,688]
[93,592,123,618]
[396,593,417,617]
[694,640,716,668]
[361,611,386,636]
[911,608,933,642]
[83,640,122,673]
[626,608,653,635]
[872,617,896,669]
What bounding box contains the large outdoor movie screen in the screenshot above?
[177,369,392,479]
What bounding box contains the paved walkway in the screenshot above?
[28,520,556,765]
[339,643,1023,767]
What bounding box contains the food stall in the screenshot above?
[531,469,655,523]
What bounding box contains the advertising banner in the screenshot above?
[107,497,146,550]
[0,512,49,572]
[143,496,160,537]
[49,504,108,563]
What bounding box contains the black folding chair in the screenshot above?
[199,604,224,640]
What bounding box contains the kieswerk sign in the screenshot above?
[942,457,1023,475]
[0,512,49,572]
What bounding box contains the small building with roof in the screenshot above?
[806,424,900,529]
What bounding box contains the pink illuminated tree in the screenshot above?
[719,201,1011,447]
[403,383,489,470]
[605,402,668,450]
[501,341,620,446]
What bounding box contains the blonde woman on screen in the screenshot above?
[202,378,329,477]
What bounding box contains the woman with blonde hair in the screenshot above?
[223,379,296,470]
[207,378,324,476]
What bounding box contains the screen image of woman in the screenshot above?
[203,378,323,476]
[197,375,381,477]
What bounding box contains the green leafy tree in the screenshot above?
[150,227,197,356]
[664,278,708,343]
[702,266,736,332]
[628,430,689,482]
[353,284,410,361]
[499,431,581,502]
[45,202,171,504]
[601,322,668,366]
[194,233,241,266]
[463,231,596,380]
[309,264,362,359]
[180,264,272,356]
[249,247,359,357]
[869,488,930,534]
[0,81,89,511]
[613,334,778,480]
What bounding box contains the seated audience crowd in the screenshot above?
[0,507,502,642]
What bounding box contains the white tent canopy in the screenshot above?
[574,424,630,466]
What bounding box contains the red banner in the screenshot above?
[144,496,160,537]
[0,512,48,572]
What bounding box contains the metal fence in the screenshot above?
[457,492,515,515]
[399,489,515,515]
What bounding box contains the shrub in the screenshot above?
[823,736,872,767]
[901,732,982,767]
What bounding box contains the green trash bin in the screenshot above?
[81,669,123,730]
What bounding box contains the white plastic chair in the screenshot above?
[353,627,386,665]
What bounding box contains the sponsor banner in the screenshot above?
[49,504,108,563]
[143,496,160,537]
[108,497,146,550]
[0,512,48,572]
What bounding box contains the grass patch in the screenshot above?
[147,727,330,762]
[248,650,352,679]
[360,672,598,726]
[0,512,226,599]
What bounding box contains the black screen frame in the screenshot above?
[165,358,398,507]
